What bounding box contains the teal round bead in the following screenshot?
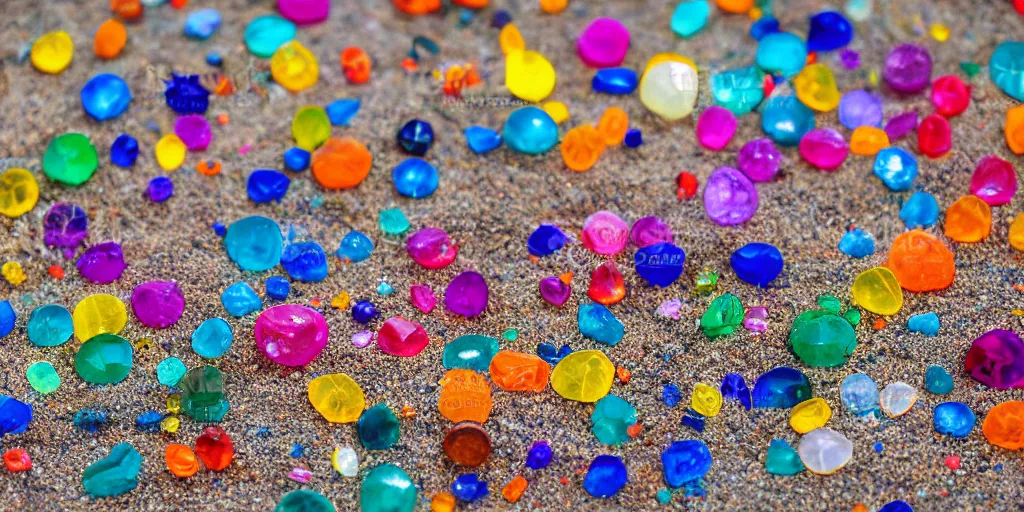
[244,15,296,58]
[989,41,1024,102]
[379,208,410,236]
[761,96,815,146]
[756,32,808,77]
[225,216,283,271]
[442,334,500,371]
[671,0,709,38]
[358,404,400,450]
[27,304,74,347]
[275,489,336,512]
[156,357,187,386]
[27,361,61,394]
[502,107,558,155]
[360,464,417,512]
[711,66,766,115]
[192,317,233,358]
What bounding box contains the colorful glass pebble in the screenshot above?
[970,155,1017,205]
[917,113,951,158]
[931,75,971,117]
[807,11,853,51]
[737,138,781,182]
[31,31,74,74]
[75,333,133,384]
[502,107,558,154]
[883,44,932,93]
[838,90,883,129]
[155,134,186,171]
[793,64,841,112]
[464,127,502,154]
[696,106,738,150]
[592,68,638,94]
[924,364,953,392]
[43,133,99,186]
[393,158,439,198]
[0,169,39,218]
[338,231,374,262]
[762,96,815,146]
[851,267,903,315]
[396,119,434,156]
[944,195,991,243]
[838,227,875,258]
[225,216,283,271]
[899,192,939,228]
[576,18,630,68]
[191,317,233,358]
[281,241,328,282]
[245,15,297,58]
[703,167,759,226]
[989,41,1024,102]
[710,66,765,116]
[506,50,556,102]
[309,373,365,423]
[578,303,624,345]
[873,147,917,191]
[730,243,783,287]
[671,0,710,37]
[271,41,319,92]
[81,74,132,121]
[756,32,808,77]
[799,128,848,170]
[752,367,813,408]
[640,61,698,120]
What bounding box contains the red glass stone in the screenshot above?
[676,171,698,199]
[917,113,951,158]
[587,261,625,305]
[377,316,429,357]
[930,75,970,117]
[195,426,234,471]
[3,448,31,472]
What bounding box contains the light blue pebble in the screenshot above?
[337,231,374,262]
[27,305,74,346]
[377,282,394,295]
[221,282,262,317]
[671,0,710,38]
[244,15,296,58]
[502,106,558,155]
[325,98,360,126]
[392,158,439,198]
[933,402,975,438]
[989,41,1024,102]
[578,303,624,346]
[81,74,132,121]
[184,9,222,40]
[840,373,879,416]
[909,312,940,337]
[464,127,502,154]
[899,191,939,228]
[756,32,808,77]
[191,318,233,358]
[156,357,187,386]
[873,147,918,191]
[924,364,954,394]
[838,228,875,258]
[761,96,815,146]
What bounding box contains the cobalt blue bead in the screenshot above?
[452,473,488,502]
[578,304,624,346]
[502,106,558,155]
[720,373,752,410]
[206,52,223,66]
[762,96,815,146]
[247,169,291,203]
[0,300,15,338]
[873,147,918,191]
[635,242,685,287]
[756,32,808,77]
[661,440,712,487]
[221,282,262,317]
[838,228,875,258]
[397,119,434,156]
[146,176,174,203]
[325,98,360,126]
[527,224,568,257]
[681,408,706,432]
[624,128,643,148]
[134,410,164,432]
[750,16,780,41]
[352,300,379,324]
[490,10,512,29]
[212,222,227,237]
[164,74,209,114]
[536,343,572,365]
[0,395,32,437]
[752,367,812,408]
[337,232,374,262]
[110,134,139,167]
[184,8,222,40]
[464,126,502,154]
[806,11,854,52]
[878,501,914,512]
[283,148,310,171]
[392,158,439,198]
[583,455,627,498]
[525,440,553,469]
[933,402,975,438]
[592,68,638,94]
[662,384,682,407]
[81,74,132,121]
[280,241,328,282]
[730,242,783,287]
[899,191,938,228]
[265,276,290,300]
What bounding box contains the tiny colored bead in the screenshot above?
[849,126,889,155]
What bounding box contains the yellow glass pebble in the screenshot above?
[2,262,27,287]
[793,63,840,112]
[31,31,74,74]
[929,23,950,42]
[643,52,697,75]
[160,415,180,433]
[748,7,762,20]
[690,383,723,417]
[1011,214,1024,252]
[72,293,128,342]
[790,398,832,434]
[167,393,182,414]
[550,350,614,403]
[292,106,331,151]
[851,266,904,316]
[849,126,890,156]
[271,41,320,93]
[499,24,526,55]
[868,70,879,87]
[331,291,351,309]
[0,168,40,218]
[639,61,699,121]
[542,101,570,124]
[134,337,154,354]
[506,49,556,103]
[155,134,187,171]
[308,373,366,423]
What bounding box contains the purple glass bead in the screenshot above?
[581,211,629,255]
[410,284,437,313]
[174,114,212,151]
[576,18,630,68]
[838,49,859,70]
[696,106,738,151]
[406,227,458,269]
[445,271,488,318]
[76,241,126,284]
[131,281,185,329]
[630,216,673,248]
[525,440,553,469]
[277,0,329,25]
[964,330,1024,389]
[539,276,571,307]
[44,202,88,259]
[883,44,932,94]
[884,111,919,141]
[703,167,759,226]
[147,176,174,202]
[798,128,849,171]
[737,138,782,182]
[838,90,883,129]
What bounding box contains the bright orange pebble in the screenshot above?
[216,113,230,125]
[438,369,492,423]
[944,194,992,242]
[1010,213,1024,252]
[886,229,955,292]
[47,265,64,279]
[502,476,528,503]
[852,505,869,512]
[499,24,526,55]
[94,20,127,59]
[539,0,568,14]
[311,137,372,190]
[715,0,754,13]
[165,444,199,478]
[983,401,1024,450]
[597,107,629,146]
[849,126,889,155]
[1007,105,1024,155]
[340,47,372,84]
[394,0,441,15]
[489,351,550,392]
[430,492,456,512]
[196,160,222,176]
[110,0,143,20]
[561,125,605,172]
[616,366,631,383]
[170,0,187,7]
[626,423,642,437]
[453,0,488,7]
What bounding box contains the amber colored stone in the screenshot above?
[194,426,234,471]
[1011,214,1024,252]
[502,475,528,502]
[944,195,992,242]
[886,229,955,292]
[1006,105,1024,155]
[443,422,491,467]
[597,107,629,146]
[561,125,605,172]
[438,369,492,424]
[430,492,456,512]
[489,351,551,392]
[165,444,199,478]
[849,126,889,155]
[394,0,441,15]
[983,401,1024,450]
[311,137,372,190]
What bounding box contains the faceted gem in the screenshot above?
[838,228,875,258]
[583,455,627,498]
[884,44,932,94]
[464,127,502,154]
[195,426,234,470]
[444,335,500,371]
[338,231,374,262]
[361,464,416,512]
[635,243,685,287]
[849,126,889,156]
[576,18,629,68]
[888,229,955,292]
[3,448,32,472]
[506,50,557,102]
[704,167,758,226]
[179,366,230,422]
[75,334,133,384]
[588,261,625,305]
[934,402,975,438]
[156,357,186,386]
[591,395,637,445]
[191,318,233,358]
[225,216,283,272]
[165,444,200,478]
[807,11,853,51]
[790,398,832,434]
[873,147,918,191]
[80,74,131,121]
[392,158,439,198]
[31,30,74,74]
[438,369,492,422]
[765,439,805,475]
[452,474,488,503]
[27,304,73,347]
[970,155,1017,206]
[43,133,98,186]
[841,373,880,416]
[244,15,296,57]
[931,75,970,117]
[255,304,328,366]
[1007,105,1024,154]
[550,350,614,402]
[578,304,624,345]
[700,293,744,339]
[944,194,991,242]
[377,316,429,357]
[744,306,769,332]
[489,351,550,392]
[799,128,848,170]
[879,382,918,417]
[794,64,840,112]
[965,330,1024,389]
[696,106,737,151]
[443,422,491,466]
[247,169,290,204]
[308,373,365,423]
[917,113,951,158]
[761,96,815,146]
[26,361,60,394]
[710,66,765,116]
[691,383,723,417]
[270,41,319,92]
[526,440,553,469]
[640,61,698,120]
[130,281,184,329]
[900,192,939,228]
[82,443,141,498]
[406,228,458,269]
[311,137,373,190]
[737,138,781,182]
[789,307,858,367]
[731,242,783,287]
[73,294,127,342]
[851,267,903,315]
[756,32,807,77]
[838,90,883,129]
[989,41,1024,101]
[539,276,572,307]
[0,168,37,219]
[671,0,710,38]
[396,119,434,156]
[76,242,125,284]
[358,404,400,449]
[445,271,488,317]
[752,367,812,408]
[797,428,853,475]
[222,282,262,317]
[982,401,1024,450]
[721,373,752,410]
[502,107,558,154]
[661,440,712,487]
[885,111,919,141]
[909,313,941,338]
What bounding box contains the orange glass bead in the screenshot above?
[438,369,493,423]
[1010,213,1024,252]
[213,76,234,96]
[431,492,456,512]
[715,0,754,13]
[400,405,417,418]
[502,476,528,503]
[886,229,955,292]
[170,0,187,7]
[539,0,568,13]
[443,422,491,467]
[47,265,64,279]
[3,448,31,472]
[165,444,200,478]
[944,194,992,243]
[453,0,488,7]
[401,57,419,72]
[559,272,573,285]
[311,137,372,190]
[340,47,372,84]
[488,351,551,392]
[849,126,889,156]
[196,160,222,176]
[616,366,631,383]
[983,401,1024,450]
[561,125,605,172]
[394,0,441,15]
[1006,105,1024,155]
[499,24,526,55]
[852,505,869,512]
[216,113,230,125]
[626,423,642,437]
[596,107,629,146]
[872,318,887,330]
[94,19,127,59]
[110,0,143,20]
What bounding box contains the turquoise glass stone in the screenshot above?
[873,147,917,191]
[761,96,815,146]
[840,373,880,416]
[502,107,558,155]
[909,313,941,338]
[671,0,710,38]
[464,126,502,154]
[756,32,808,77]
[924,365,954,394]
[379,208,410,235]
[179,365,230,422]
[989,41,1024,102]
[711,66,766,115]
[358,404,400,450]
[275,490,336,512]
[360,464,417,512]
[338,231,374,262]
[591,395,637,445]
[27,304,74,347]
[224,216,283,271]
[899,191,939,228]
[191,317,233,358]
[82,443,142,498]
[26,361,61,394]
[222,282,262,317]
[751,367,812,408]
[156,357,187,386]
[442,334,500,370]
[933,402,975,438]
[244,15,297,58]
[578,303,624,345]
[765,439,805,475]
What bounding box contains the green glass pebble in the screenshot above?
[27,304,74,347]
[156,357,187,387]
[379,208,410,236]
[591,395,637,445]
[502,329,518,341]
[75,334,133,384]
[817,295,842,313]
[360,464,417,512]
[358,403,400,450]
[765,439,804,475]
[442,334,500,371]
[789,309,858,367]
[27,361,61,394]
[843,308,861,326]
[960,61,981,78]
[82,443,142,498]
[43,133,99,186]
[179,365,230,422]
[275,489,337,512]
[244,15,297,58]
[700,293,744,339]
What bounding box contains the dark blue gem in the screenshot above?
[624,128,643,148]
[0,395,32,437]
[662,383,682,407]
[661,440,712,487]
[0,301,14,338]
[146,176,174,203]
[73,409,109,432]
[720,373,752,410]
[281,242,328,283]
[525,440,553,469]
[206,52,223,66]
[452,473,488,502]
[397,119,434,156]
[536,343,572,365]
[352,300,379,324]
[212,222,227,237]
[490,10,512,28]
[635,242,685,287]
[464,126,502,154]
[134,410,164,432]
[265,276,291,300]
[592,68,638,95]
[750,16,780,41]
[878,500,914,512]
[527,224,569,257]
[730,242,783,287]
[752,367,812,409]
[283,147,310,171]
[110,134,139,167]
[164,74,210,115]
[681,408,706,432]
[583,455,627,498]
[806,11,854,52]
[247,169,291,203]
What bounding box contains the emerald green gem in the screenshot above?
[765,439,804,475]
[843,308,861,326]
[960,61,981,78]
[82,443,142,498]
[590,395,637,445]
[179,365,230,422]
[43,133,99,186]
[700,293,744,339]
[358,403,400,450]
[789,309,858,367]
[75,334,133,384]
[360,464,417,512]
[442,334,500,371]
[816,294,842,313]
[275,489,336,512]
[26,361,61,394]
[502,329,518,341]
[379,208,410,236]
[156,357,187,387]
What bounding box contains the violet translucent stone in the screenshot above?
[254,304,329,366]
[410,284,437,313]
[798,128,849,171]
[539,276,572,307]
[406,227,459,269]
[884,111,919,140]
[630,216,673,248]
[76,241,126,284]
[837,90,883,129]
[174,114,213,151]
[969,156,1017,206]
[278,0,329,25]
[737,138,782,182]
[44,202,88,259]
[581,211,629,255]
[883,44,932,94]
[445,271,489,318]
[964,330,1024,389]
[377,316,429,357]
[703,167,759,226]
[696,106,738,151]
[131,281,185,329]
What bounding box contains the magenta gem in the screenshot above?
[254,304,329,366]
[352,330,374,348]
[883,111,919,141]
[798,128,849,171]
[377,316,429,357]
[77,241,126,284]
[576,18,630,68]
[406,227,459,269]
[696,106,738,151]
[581,211,629,255]
[630,216,673,248]
[277,0,329,25]
[737,138,782,182]
[444,271,489,318]
[970,155,1017,206]
[964,329,1024,389]
[174,114,213,151]
[44,202,88,259]
[883,44,932,94]
[131,281,185,328]
[539,276,571,307]
[743,306,768,332]
[410,284,437,313]
[703,167,759,226]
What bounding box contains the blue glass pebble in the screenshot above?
[806,11,853,52]
[397,119,434,156]
[206,52,223,66]
[27,304,73,347]
[74,409,109,432]
[212,222,227,237]
[283,148,310,171]
[662,384,682,407]
[578,303,624,346]
[661,440,712,487]
[720,373,752,410]
[325,98,361,126]
[924,365,954,394]
[502,106,558,155]
[624,128,643,148]
[184,8,222,39]
[873,147,918,191]
[164,74,210,114]
[762,96,815,146]
[730,242,783,287]
[191,317,233,358]
[221,282,262,317]
[352,300,379,324]
[756,32,808,77]
[0,395,31,437]
[874,442,884,453]
[592,68,639,95]
[536,343,572,365]
[244,15,296,58]
[750,16,780,41]
[247,169,291,203]
[751,367,812,409]
[879,500,915,512]
[452,474,488,502]
[289,443,305,458]
[583,455,628,498]
[526,440,553,469]
[934,402,975,438]
[711,66,766,115]
[265,276,291,300]
[147,176,174,203]
[490,10,512,29]
[156,357,187,386]
[81,74,132,121]
[110,134,139,167]
[909,313,941,337]
[280,241,328,282]
[838,228,875,258]
[0,301,15,339]
[134,410,164,432]
[681,408,706,432]
[458,9,473,26]
[392,158,439,198]
[464,126,503,154]
[989,41,1024,102]
[840,373,880,416]
[671,0,710,38]
[635,242,685,287]
[338,232,374,262]
[527,224,569,257]
[899,191,939,228]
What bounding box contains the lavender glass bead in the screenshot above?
[837,90,882,129]
[704,167,759,226]
[737,138,782,182]
[883,44,932,94]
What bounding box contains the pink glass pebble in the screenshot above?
[917,113,952,158]
[377,316,429,357]
[931,75,971,118]
[737,138,782,182]
[539,276,571,307]
[406,227,459,269]
[131,281,185,329]
[656,298,682,320]
[884,111,918,141]
[629,216,673,248]
[798,128,849,171]
[883,43,932,94]
[278,0,329,25]
[970,155,1017,206]
[703,167,759,226]
[77,241,127,284]
[576,18,630,68]
[410,284,437,313]
[352,330,374,348]
[444,271,489,317]
[254,304,329,366]
[174,114,213,151]
[581,211,629,255]
[696,106,738,151]
[288,467,313,483]
[743,306,768,332]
